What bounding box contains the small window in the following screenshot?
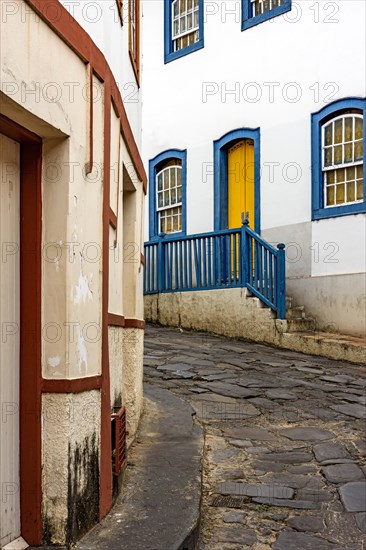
[149,150,187,239]
[165,0,204,63]
[312,98,365,220]
[156,160,183,233]
[129,0,140,83]
[242,0,291,30]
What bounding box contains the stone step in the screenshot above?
[286,306,306,320]
[287,318,316,332]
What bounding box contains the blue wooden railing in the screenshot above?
[144,220,286,319]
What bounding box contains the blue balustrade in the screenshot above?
[144,222,286,319]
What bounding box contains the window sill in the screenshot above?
[242,1,291,30]
[164,39,204,64]
[312,202,366,220]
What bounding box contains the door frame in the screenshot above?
[213,128,261,233]
[0,114,43,546]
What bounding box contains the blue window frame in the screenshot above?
[149,149,187,240]
[214,128,261,233]
[311,97,365,220]
[164,0,204,63]
[242,0,291,30]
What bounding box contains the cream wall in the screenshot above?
[59,0,142,148]
[1,1,145,545]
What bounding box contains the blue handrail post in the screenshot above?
[158,233,166,292]
[240,217,249,287]
[276,243,286,319]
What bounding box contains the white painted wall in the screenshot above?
[141,0,366,278]
[59,0,142,147]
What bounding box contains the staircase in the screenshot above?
[285,296,316,333]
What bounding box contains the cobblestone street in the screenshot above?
[144,324,366,550]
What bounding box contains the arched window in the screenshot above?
[322,113,363,208]
[149,149,187,239]
[156,159,183,234]
[312,98,365,219]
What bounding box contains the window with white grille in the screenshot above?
[172,0,199,51]
[322,114,364,207]
[156,160,183,233]
[251,0,285,16]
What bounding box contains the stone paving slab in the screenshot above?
[144,324,366,549]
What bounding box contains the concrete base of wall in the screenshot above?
[122,328,144,446]
[41,391,101,546]
[144,289,366,365]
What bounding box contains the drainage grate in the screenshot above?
[210,495,247,509]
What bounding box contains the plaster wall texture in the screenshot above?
[41,391,101,545]
[141,0,365,278]
[122,328,144,443]
[1,4,145,543]
[109,326,124,408]
[58,0,142,148]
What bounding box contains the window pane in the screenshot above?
[164,170,169,189]
[326,185,335,206]
[357,165,363,179]
[344,117,353,142]
[327,170,335,184]
[346,183,355,202]
[355,117,363,140]
[157,174,163,191]
[158,192,163,207]
[336,184,345,204]
[336,168,345,183]
[324,124,333,146]
[164,190,169,205]
[334,145,342,165]
[354,140,363,161]
[357,180,364,200]
[324,148,332,167]
[171,188,177,204]
[344,142,353,163]
[346,166,355,181]
[160,216,166,233]
[170,169,176,188]
[177,186,182,202]
[334,119,343,144]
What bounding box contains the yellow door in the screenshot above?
[227,140,255,279]
[228,139,255,229]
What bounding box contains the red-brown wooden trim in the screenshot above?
[109,207,118,230]
[100,82,113,519]
[0,114,41,143]
[108,313,125,327]
[19,138,43,544]
[124,318,145,329]
[140,253,145,266]
[41,376,102,394]
[87,66,94,175]
[128,0,140,87]
[25,0,147,194]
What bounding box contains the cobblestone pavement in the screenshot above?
[144,324,366,550]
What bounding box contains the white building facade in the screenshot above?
[142,0,366,339]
